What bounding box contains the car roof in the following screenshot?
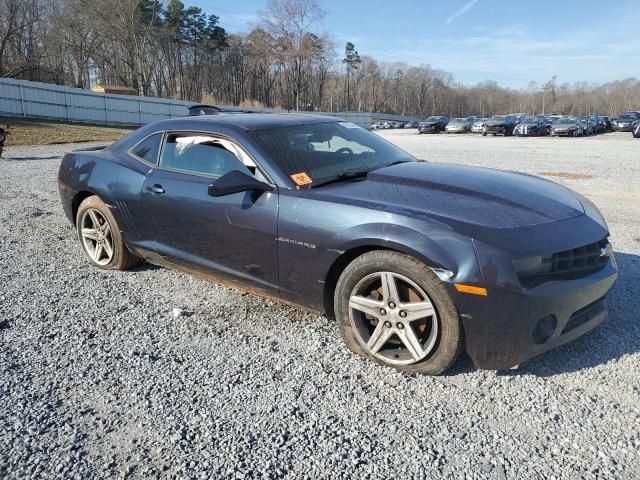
[151,113,339,132]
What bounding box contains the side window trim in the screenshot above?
[156,130,275,186]
[127,131,165,167]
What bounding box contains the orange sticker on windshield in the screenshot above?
[290,172,313,186]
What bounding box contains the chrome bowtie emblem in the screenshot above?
[600,243,613,257]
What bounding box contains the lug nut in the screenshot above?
[379,308,387,316]
[396,322,404,329]
[399,310,407,318]
[388,302,396,309]
[384,321,392,328]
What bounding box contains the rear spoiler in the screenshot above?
[72,145,108,152]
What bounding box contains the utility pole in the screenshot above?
[541,75,557,115]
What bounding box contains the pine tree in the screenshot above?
[343,42,361,111]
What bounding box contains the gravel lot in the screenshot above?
[1,132,639,479]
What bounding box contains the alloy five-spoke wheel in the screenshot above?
[80,208,114,266]
[349,271,438,365]
[75,195,142,270]
[335,251,462,375]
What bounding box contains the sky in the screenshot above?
[194,0,640,90]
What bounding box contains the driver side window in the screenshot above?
[159,132,264,180]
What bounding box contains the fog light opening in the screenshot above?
[532,315,557,345]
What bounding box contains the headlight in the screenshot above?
[512,256,543,279]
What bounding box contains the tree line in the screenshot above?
[2,0,640,118]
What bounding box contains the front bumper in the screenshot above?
[551,129,575,136]
[419,126,439,133]
[613,124,633,132]
[454,258,617,370]
[485,125,510,135]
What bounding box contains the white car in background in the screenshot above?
[471,118,489,133]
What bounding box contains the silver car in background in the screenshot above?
[445,117,471,133]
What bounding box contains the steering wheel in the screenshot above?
[336,147,353,155]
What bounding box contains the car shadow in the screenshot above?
[130,262,162,273]
[498,251,640,377]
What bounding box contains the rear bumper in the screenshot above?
[58,182,77,224]
[454,258,617,370]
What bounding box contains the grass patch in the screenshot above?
[538,171,595,180]
[0,116,134,146]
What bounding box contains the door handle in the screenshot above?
[146,184,165,194]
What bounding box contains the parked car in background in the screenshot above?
[445,118,471,134]
[537,115,553,135]
[613,112,640,132]
[512,113,528,124]
[580,117,596,136]
[482,115,517,136]
[513,116,547,136]
[404,121,420,129]
[418,116,449,134]
[601,116,613,132]
[551,117,585,137]
[590,116,605,134]
[471,118,489,133]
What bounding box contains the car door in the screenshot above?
[138,131,279,294]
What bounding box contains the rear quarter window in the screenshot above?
[131,133,163,164]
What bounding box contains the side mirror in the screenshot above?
[208,169,273,197]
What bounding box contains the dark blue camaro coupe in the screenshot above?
[58,114,618,374]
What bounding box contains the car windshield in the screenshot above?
[491,115,505,121]
[425,117,441,122]
[557,118,576,125]
[450,119,465,124]
[250,121,415,185]
[619,114,635,121]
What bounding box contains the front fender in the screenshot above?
[326,222,483,286]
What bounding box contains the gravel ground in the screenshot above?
[1,133,639,479]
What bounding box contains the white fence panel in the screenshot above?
[0,78,418,129]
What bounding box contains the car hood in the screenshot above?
[420,121,440,126]
[311,162,584,229]
[553,124,577,129]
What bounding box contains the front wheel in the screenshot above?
[334,251,463,374]
[76,195,142,270]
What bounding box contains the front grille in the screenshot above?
[541,238,610,277]
[520,237,611,287]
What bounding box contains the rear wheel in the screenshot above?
[76,195,142,270]
[334,251,462,375]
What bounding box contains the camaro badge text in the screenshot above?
[277,237,316,249]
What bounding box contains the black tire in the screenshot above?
[334,251,463,375]
[76,195,142,270]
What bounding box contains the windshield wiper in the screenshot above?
[311,169,371,188]
[380,159,413,169]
